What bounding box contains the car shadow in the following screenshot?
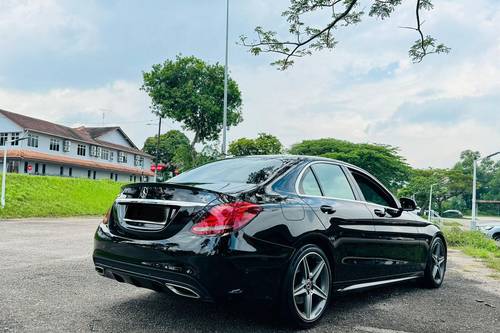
[100,280,423,332]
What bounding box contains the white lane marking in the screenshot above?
[354,326,413,333]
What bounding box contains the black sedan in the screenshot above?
[93,155,447,327]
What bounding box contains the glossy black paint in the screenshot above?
[93,156,445,302]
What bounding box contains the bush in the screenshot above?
[443,227,498,252]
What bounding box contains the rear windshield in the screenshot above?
[168,157,286,185]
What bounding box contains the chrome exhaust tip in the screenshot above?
[95,266,105,276]
[165,282,200,299]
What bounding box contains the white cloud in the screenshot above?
[0,0,499,169]
[0,0,97,55]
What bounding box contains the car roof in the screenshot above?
[227,154,360,169]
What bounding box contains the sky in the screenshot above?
[0,0,499,168]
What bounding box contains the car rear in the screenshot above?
[92,157,296,301]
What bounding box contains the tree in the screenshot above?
[228,133,283,156]
[142,130,194,170]
[398,168,470,213]
[289,138,410,189]
[142,55,243,148]
[240,0,450,70]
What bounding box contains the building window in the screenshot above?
[50,138,60,151]
[114,174,118,181]
[101,149,110,160]
[63,140,71,152]
[42,164,46,175]
[134,155,144,167]
[129,175,133,182]
[35,163,39,174]
[118,151,127,163]
[109,151,114,162]
[0,133,8,146]
[93,171,96,179]
[77,144,86,156]
[24,161,29,173]
[59,166,64,176]
[134,175,137,182]
[69,167,72,177]
[27,134,39,148]
[88,170,91,178]
[11,132,20,146]
[110,172,113,180]
[90,145,97,157]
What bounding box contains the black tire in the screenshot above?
[421,237,447,288]
[493,234,500,242]
[280,244,332,328]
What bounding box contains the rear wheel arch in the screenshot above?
[492,232,500,240]
[292,233,336,279]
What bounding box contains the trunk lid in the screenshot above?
[109,183,228,240]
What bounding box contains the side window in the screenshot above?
[351,171,397,208]
[311,163,355,200]
[298,167,322,196]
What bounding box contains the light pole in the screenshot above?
[471,151,500,230]
[154,116,162,183]
[428,183,437,223]
[221,0,229,156]
[2,133,28,208]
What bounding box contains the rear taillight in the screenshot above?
[191,201,262,236]
[102,208,111,225]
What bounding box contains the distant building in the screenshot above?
[0,109,154,182]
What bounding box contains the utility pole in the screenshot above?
[428,183,437,223]
[154,116,162,183]
[221,0,229,156]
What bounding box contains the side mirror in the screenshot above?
[399,197,417,211]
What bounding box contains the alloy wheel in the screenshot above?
[431,240,446,284]
[292,252,330,321]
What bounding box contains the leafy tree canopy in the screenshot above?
[142,55,243,147]
[289,138,410,189]
[228,133,283,156]
[142,130,193,169]
[241,0,450,69]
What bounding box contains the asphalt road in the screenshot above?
[1,218,499,333]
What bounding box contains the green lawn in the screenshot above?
[443,226,500,273]
[0,173,125,219]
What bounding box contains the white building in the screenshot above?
[0,109,154,182]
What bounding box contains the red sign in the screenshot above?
[150,164,166,172]
[27,165,32,171]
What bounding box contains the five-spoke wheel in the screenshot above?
[422,237,447,288]
[281,244,331,328]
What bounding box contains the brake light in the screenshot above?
[191,202,262,235]
[102,208,111,225]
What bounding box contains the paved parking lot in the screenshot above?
[1,218,499,333]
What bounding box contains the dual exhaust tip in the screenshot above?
[94,266,200,299]
[165,282,201,299]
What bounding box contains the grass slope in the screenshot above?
[0,174,125,219]
[443,226,500,273]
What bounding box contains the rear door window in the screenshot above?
[351,171,397,208]
[310,163,355,200]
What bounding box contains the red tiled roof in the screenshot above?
[0,109,151,157]
[3,149,154,176]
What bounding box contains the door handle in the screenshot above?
[320,205,336,214]
[374,208,386,217]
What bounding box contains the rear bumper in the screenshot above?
[93,224,293,302]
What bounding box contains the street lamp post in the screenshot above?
[471,151,500,230]
[428,183,437,223]
[154,116,162,183]
[1,133,29,209]
[221,0,229,156]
